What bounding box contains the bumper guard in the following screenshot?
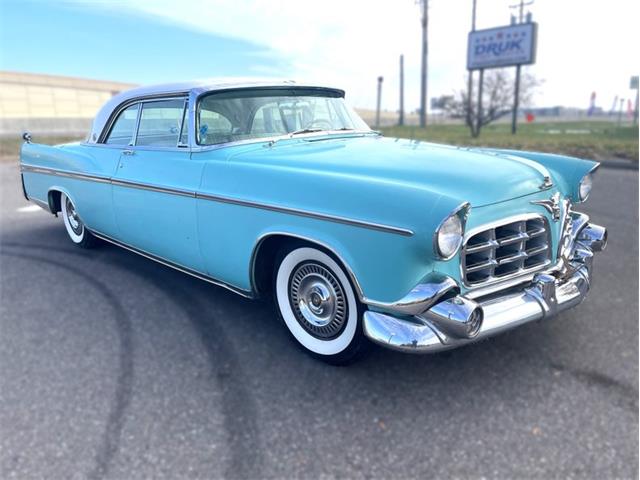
[363,220,607,353]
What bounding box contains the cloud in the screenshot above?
[67,0,639,110]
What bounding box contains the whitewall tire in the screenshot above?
[60,193,97,248]
[274,245,366,364]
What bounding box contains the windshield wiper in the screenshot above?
[289,127,324,137]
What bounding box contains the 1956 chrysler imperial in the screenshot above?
[19,80,607,364]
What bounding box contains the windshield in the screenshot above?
[196,88,370,146]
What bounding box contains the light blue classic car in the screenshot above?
[20,80,607,364]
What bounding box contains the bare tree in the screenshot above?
[445,69,542,137]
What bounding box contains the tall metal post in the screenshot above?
[511,64,521,134]
[467,0,477,131]
[617,97,624,127]
[399,55,405,126]
[419,0,429,128]
[510,0,533,135]
[476,68,484,135]
[376,76,383,129]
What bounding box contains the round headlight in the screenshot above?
[579,173,593,201]
[436,214,463,259]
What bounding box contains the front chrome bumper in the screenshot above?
[363,220,607,354]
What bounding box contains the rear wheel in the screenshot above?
[61,193,97,248]
[273,244,367,365]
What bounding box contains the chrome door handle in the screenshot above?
[122,149,135,156]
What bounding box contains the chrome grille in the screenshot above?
[462,216,551,286]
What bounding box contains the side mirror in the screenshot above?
[22,131,32,143]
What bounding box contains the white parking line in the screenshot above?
[16,205,43,213]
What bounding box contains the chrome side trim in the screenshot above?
[196,192,414,237]
[22,164,413,237]
[21,164,111,184]
[111,178,195,198]
[89,229,254,299]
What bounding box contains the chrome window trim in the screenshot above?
[80,143,192,153]
[189,130,378,152]
[98,93,190,144]
[177,98,189,148]
[460,213,552,290]
[20,164,414,237]
[134,97,189,148]
[131,101,143,146]
[102,101,140,147]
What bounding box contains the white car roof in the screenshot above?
[86,78,345,143]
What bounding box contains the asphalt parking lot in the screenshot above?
[0,161,637,479]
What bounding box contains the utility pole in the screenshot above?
[476,69,484,135]
[418,0,429,128]
[509,0,533,135]
[467,0,478,135]
[617,97,625,127]
[399,55,405,126]
[376,76,384,129]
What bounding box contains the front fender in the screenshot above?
[479,148,599,202]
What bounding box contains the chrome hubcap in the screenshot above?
[289,262,348,339]
[65,197,83,234]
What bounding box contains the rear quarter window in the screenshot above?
[105,103,139,145]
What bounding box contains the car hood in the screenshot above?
[228,135,553,207]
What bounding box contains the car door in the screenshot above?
[111,97,206,272]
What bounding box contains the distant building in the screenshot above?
[0,71,136,137]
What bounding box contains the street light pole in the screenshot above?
[467,0,477,135]
[399,55,405,126]
[509,0,533,135]
[376,76,384,129]
[419,0,429,128]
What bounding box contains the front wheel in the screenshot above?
[61,193,97,248]
[273,245,367,365]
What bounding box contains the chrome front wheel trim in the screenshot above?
[275,247,359,356]
[288,262,348,339]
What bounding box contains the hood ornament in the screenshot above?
[531,192,561,221]
[539,175,553,190]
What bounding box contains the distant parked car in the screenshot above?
[19,79,607,364]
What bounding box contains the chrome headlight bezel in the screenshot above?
[434,202,470,260]
[578,172,593,202]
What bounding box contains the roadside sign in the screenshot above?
[630,76,639,89]
[467,23,537,70]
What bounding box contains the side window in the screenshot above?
[105,103,139,145]
[136,99,186,147]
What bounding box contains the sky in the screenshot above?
[1,0,638,111]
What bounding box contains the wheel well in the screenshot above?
[251,234,359,299]
[48,190,62,214]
